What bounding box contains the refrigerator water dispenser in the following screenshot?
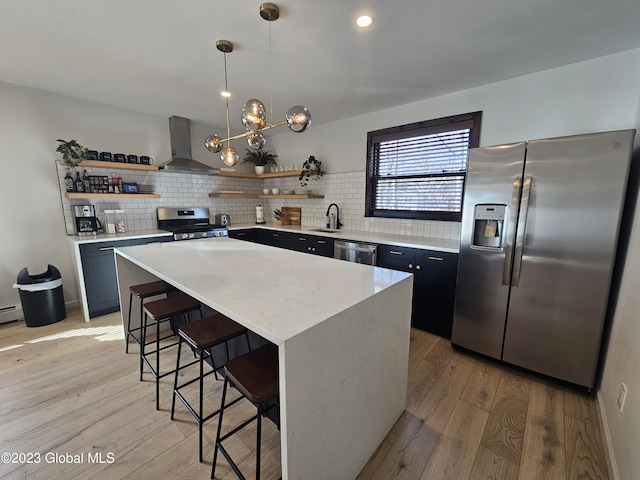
[472,204,506,250]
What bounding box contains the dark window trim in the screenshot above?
[365,111,482,222]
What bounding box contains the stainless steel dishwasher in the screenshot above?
[334,240,377,265]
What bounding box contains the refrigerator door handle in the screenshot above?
[511,175,532,287]
[502,177,522,285]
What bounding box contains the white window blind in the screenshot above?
[366,112,481,221]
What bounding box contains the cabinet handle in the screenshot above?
[99,247,115,251]
[428,256,444,261]
[312,247,316,252]
[317,240,326,244]
[416,265,421,270]
[272,233,279,237]
[298,237,307,241]
[236,233,246,237]
[389,251,404,255]
[408,263,413,269]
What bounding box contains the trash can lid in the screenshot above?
[16,264,62,284]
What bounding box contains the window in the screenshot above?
[365,111,482,222]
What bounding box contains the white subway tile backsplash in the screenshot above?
[57,164,460,240]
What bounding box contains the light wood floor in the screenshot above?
[0,309,609,480]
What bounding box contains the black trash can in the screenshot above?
[14,265,67,327]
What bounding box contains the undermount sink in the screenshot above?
[309,228,342,233]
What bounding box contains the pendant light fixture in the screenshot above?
[204,39,239,167]
[205,3,311,161]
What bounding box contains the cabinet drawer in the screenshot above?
[79,239,131,257]
[417,251,458,271]
[378,244,417,262]
[129,236,173,246]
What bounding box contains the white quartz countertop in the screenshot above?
[230,223,460,253]
[115,238,412,345]
[68,229,172,244]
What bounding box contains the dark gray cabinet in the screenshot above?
[228,228,259,242]
[377,244,458,338]
[249,229,334,257]
[79,235,172,318]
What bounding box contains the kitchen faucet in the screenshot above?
[326,203,342,229]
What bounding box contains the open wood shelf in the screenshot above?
[59,160,159,171]
[218,170,303,179]
[209,193,323,199]
[65,192,161,199]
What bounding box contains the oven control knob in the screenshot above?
[201,232,208,237]
[182,234,188,240]
[189,233,195,238]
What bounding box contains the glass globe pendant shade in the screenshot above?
[286,105,312,133]
[241,99,267,131]
[204,134,223,153]
[247,132,267,150]
[221,146,239,166]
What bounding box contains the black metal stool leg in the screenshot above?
[126,292,133,353]
[212,377,229,479]
[170,337,183,420]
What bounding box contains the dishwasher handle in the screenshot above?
[334,241,377,253]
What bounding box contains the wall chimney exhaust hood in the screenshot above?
[158,116,220,175]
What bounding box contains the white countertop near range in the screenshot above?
[114,238,413,479]
[229,222,460,253]
[67,229,172,244]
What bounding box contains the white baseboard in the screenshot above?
[597,390,620,480]
[0,300,80,324]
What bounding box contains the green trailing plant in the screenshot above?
[241,149,278,167]
[56,139,88,172]
[299,155,324,187]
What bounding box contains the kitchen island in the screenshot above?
[114,237,413,480]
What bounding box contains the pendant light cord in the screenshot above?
[269,21,273,126]
[224,51,231,145]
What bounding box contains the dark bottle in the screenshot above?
[83,169,90,193]
[64,171,75,192]
[75,170,84,192]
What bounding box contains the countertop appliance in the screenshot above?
[334,240,377,265]
[74,205,102,236]
[452,129,635,390]
[157,207,228,240]
[215,213,230,226]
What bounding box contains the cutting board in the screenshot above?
[282,207,301,225]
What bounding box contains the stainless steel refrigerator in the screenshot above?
[452,129,635,389]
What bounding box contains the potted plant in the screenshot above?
[56,139,88,173]
[242,149,278,174]
[299,155,324,188]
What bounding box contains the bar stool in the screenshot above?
[141,294,202,410]
[212,343,279,480]
[171,313,251,462]
[126,280,177,354]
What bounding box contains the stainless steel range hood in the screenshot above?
[158,116,220,175]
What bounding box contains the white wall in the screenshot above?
[598,85,640,479]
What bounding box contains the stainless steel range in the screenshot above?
[157,207,228,241]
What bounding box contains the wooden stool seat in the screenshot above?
[140,294,202,410]
[126,280,177,354]
[130,280,176,298]
[171,314,251,462]
[179,314,248,351]
[225,344,279,404]
[144,294,201,320]
[212,343,279,480]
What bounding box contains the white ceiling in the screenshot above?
[1,0,640,137]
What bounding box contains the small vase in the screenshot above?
[254,166,265,175]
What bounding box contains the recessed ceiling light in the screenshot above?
[221,90,231,98]
[355,15,373,28]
